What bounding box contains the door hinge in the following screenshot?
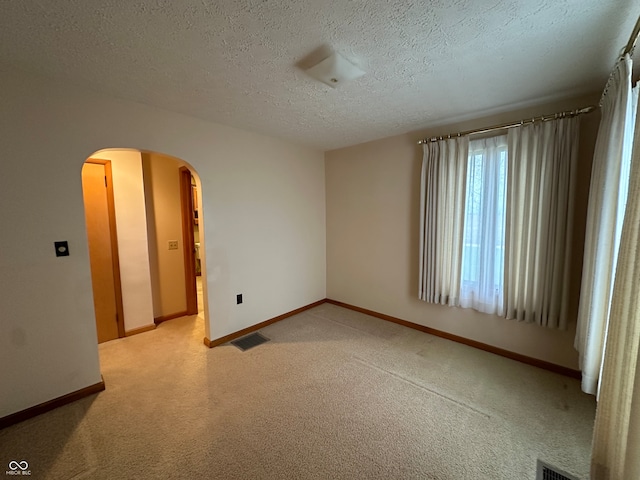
[104,176,107,187]
[115,313,119,323]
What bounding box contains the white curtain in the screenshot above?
[575,54,637,395]
[419,137,468,305]
[504,117,580,329]
[591,86,640,480]
[459,135,507,315]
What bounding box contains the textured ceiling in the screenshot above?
[0,0,638,150]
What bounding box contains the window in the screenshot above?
[459,135,507,315]
[419,116,579,329]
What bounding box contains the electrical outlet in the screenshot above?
[237,294,243,304]
[168,240,179,250]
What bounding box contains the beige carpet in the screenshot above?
[0,303,595,479]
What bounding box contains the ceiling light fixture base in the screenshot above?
[305,52,365,88]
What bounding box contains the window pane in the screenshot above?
[460,137,507,315]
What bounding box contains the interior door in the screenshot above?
[179,167,198,315]
[82,160,125,343]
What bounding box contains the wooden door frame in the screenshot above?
[179,166,198,315]
[85,158,126,338]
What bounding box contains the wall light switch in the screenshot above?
[168,240,179,250]
[54,241,69,257]
[237,294,243,304]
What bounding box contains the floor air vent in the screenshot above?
[537,460,580,480]
[231,332,270,351]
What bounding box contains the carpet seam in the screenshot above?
[352,356,492,419]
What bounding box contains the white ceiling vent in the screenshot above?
[305,52,365,88]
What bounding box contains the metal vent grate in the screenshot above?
[231,332,270,351]
[537,460,580,480]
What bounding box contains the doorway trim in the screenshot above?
[179,166,198,316]
[85,158,126,339]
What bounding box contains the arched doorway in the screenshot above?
[81,148,208,343]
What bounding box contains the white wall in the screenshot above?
[91,149,155,332]
[325,94,600,370]
[0,67,326,418]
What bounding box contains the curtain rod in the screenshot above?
[599,15,640,106]
[623,15,640,56]
[417,105,596,145]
